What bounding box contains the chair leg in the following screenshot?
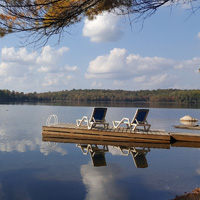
[132,125,137,132]
[88,122,94,129]
[76,120,81,126]
[76,117,89,127]
[143,124,151,131]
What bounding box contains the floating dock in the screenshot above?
[42,123,200,145]
[42,123,170,143]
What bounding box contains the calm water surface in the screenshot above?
[0,103,200,200]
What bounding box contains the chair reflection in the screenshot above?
[117,146,150,168]
[42,135,171,168]
[76,144,109,167]
[76,143,150,168]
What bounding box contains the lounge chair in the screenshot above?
[112,109,151,131]
[76,107,109,129]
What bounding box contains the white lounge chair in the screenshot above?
[76,107,109,129]
[112,109,151,131]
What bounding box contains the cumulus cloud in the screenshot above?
[174,57,200,70]
[86,48,200,90]
[37,45,69,73]
[1,47,37,63]
[0,45,77,92]
[86,48,128,79]
[42,74,73,87]
[83,12,123,42]
[86,48,175,80]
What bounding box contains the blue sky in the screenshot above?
[0,3,200,93]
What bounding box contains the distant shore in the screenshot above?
[1,89,200,106]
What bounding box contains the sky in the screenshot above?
[0,2,200,93]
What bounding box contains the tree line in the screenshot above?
[1,89,200,104]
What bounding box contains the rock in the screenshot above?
[180,115,198,122]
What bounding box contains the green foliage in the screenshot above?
[1,88,200,103]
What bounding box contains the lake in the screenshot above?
[0,103,200,200]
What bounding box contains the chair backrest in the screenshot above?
[132,109,149,124]
[131,152,148,168]
[90,107,107,122]
[90,152,107,167]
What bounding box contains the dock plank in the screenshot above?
[170,132,200,142]
[42,123,200,146]
[42,123,170,143]
[171,141,200,148]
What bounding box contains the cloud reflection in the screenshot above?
[40,141,67,156]
[0,130,67,156]
[81,163,128,200]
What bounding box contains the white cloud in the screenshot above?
[37,45,69,73]
[83,12,123,42]
[1,47,37,63]
[86,48,128,79]
[0,45,76,92]
[174,57,200,69]
[133,75,146,83]
[148,73,168,86]
[86,48,200,90]
[36,45,68,66]
[86,48,175,80]
[65,65,78,72]
[42,74,72,87]
[91,81,102,87]
[113,80,126,87]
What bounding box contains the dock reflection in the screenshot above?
[42,137,172,168]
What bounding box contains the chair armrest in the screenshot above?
[76,116,89,126]
[113,118,131,128]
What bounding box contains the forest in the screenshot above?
[0,89,200,104]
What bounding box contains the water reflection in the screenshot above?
[80,164,127,200]
[0,104,200,199]
[76,144,150,168]
[16,101,200,109]
[116,146,150,168]
[0,126,67,155]
[41,141,67,156]
[77,144,108,167]
[42,137,172,169]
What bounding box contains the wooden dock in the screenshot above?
[42,123,200,145]
[42,123,170,144]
